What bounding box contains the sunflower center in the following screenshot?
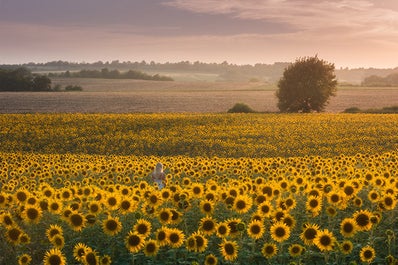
[275,227,286,237]
[250,225,261,234]
[48,255,61,265]
[169,233,180,243]
[304,228,317,240]
[146,242,156,252]
[355,214,369,227]
[203,220,215,231]
[343,222,354,233]
[224,243,235,255]
[128,235,141,246]
[320,235,331,246]
[70,214,83,226]
[195,236,205,247]
[85,252,97,265]
[106,220,118,231]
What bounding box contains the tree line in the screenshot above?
[48,68,174,81]
[0,67,52,91]
[361,72,398,86]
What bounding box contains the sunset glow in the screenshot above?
[1,0,398,68]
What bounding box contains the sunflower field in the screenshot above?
[0,113,398,265]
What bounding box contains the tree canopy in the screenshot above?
[0,67,51,91]
[276,56,338,112]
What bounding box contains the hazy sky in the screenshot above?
[1,0,398,68]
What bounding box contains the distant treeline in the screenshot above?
[361,72,398,86]
[2,60,398,83]
[48,68,174,81]
[0,67,52,91]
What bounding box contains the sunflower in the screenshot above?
[270,221,291,243]
[282,214,296,229]
[73,242,92,262]
[226,218,242,237]
[104,194,120,210]
[83,249,100,265]
[0,211,15,228]
[380,194,397,210]
[262,242,278,259]
[326,206,337,217]
[204,254,218,265]
[306,195,322,216]
[353,209,372,231]
[160,188,172,200]
[219,240,239,261]
[50,234,65,249]
[14,188,30,205]
[67,211,86,232]
[87,201,102,215]
[19,233,30,244]
[146,190,163,207]
[155,226,169,247]
[46,224,64,241]
[215,222,231,238]
[186,231,208,252]
[233,194,253,214]
[339,240,353,255]
[43,248,66,265]
[167,228,185,248]
[340,218,357,238]
[360,245,376,263]
[199,216,217,236]
[99,255,112,265]
[157,208,173,225]
[102,216,122,236]
[143,239,159,257]
[21,204,42,224]
[247,219,265,240]
[48,200,63,214]
[191,183,204,197]
[119,198,136,214]
[257,201,273,218]
[289,244,305,257]
[199,200,215,215]
[170,208,182,225]
[300,223,320,246]
[367,189,380,203]
[0,192,9,207]
[133,218,152,238]
[5,226,23,245]
[18,253,32,265]
[313,229,336,252]
[125,231,145,253]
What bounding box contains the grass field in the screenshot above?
[0,113,398,264]
[1,78,398,113]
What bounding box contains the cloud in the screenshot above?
[164,0,398,38]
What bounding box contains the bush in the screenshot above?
[343,107,361,113]
[227,103,255,113]
[65,85,83,91]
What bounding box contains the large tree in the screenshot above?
[276,56,337,112]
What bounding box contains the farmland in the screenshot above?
[1,78,398,113]
[0,113,398,264]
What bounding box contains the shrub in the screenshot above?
[227,103,255,113]
[65,85,83,91]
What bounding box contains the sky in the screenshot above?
[1,0,398,68]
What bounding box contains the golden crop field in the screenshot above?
[0,113,397,265]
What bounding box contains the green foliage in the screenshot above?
[343,107,362,113]
[344,106,398,113]
[276,56,338,112]
[0,67,52,91]
[227,103,256,113]
[65,85,83,91]
[49,68,174,81]
[362,72,398,86]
